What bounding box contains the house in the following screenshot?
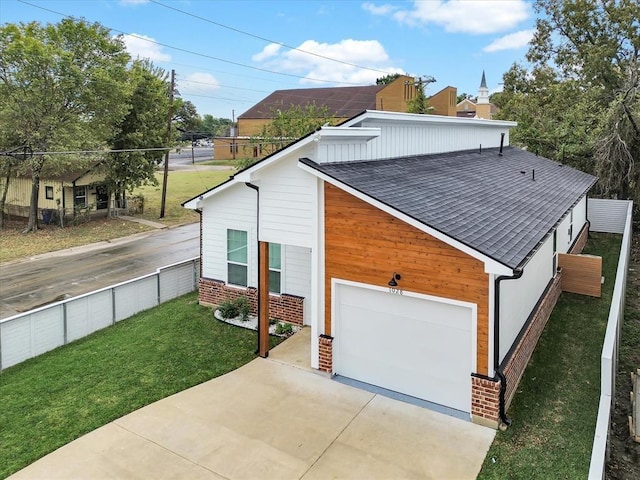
[457,71,498,119]
[183,110,596,428]
[2,163,108,222]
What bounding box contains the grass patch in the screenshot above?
[0,218,153,263]
[131,169,232,226]
[478,233,621,479]
[200,159,242,167]
[0,292,283,479]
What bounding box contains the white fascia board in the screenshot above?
[185,134,319,207]
[315,126,381,142]
[342,109,517,129]
[298,161,513,276]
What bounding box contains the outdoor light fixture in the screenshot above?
[388,273,401,287]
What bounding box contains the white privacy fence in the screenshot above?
[0,257,200,371]
[587,199,634,479]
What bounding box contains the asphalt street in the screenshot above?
[0,223,200,320]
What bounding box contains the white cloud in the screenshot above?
[121,34,171,62]
[368,0,530,34]
[181,73,220,94]
[362,2,398,16]
[119,0,149,5]
[483,29,535,52]
[253,38,404,85]
[252,43,282,62]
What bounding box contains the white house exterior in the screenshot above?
[184,110,596,428]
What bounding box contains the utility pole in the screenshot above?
[160,69,175,219]
[232,109,236,160]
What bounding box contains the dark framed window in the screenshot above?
[45,186,54,200]
[227,229,248,287]
[74,186,87,207]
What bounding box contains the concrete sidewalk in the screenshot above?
[9,329,494,479]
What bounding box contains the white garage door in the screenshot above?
[334,283,474,413]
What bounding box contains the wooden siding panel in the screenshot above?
[324,183,490,375]
[558,253,602,297]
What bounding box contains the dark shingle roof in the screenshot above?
[238,85,384,120]
[301,147,597,269]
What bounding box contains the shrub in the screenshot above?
[235,296,251,321]
[275,322,294,336]
[217,296,251,321]
[217,298,239,319]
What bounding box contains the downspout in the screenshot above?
[494,268,523,428]
[245,182,260,355]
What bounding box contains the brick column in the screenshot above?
[318,335,333,373]
[471,376,501,429]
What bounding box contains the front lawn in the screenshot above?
[478,233,622,479]
[0,292,282,479]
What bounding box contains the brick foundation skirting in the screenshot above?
[198,277,304,326]
[318,335,334,373]
[568,222,589,254]
[502,270,563,408]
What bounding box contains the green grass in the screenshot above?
[478,233,622,479]
[132,169,232,226]
[0,292,283,479]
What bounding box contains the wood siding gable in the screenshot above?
[324,183,491,375]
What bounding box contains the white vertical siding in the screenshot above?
[314,121,510,163]
[556,214,572,254]
[258,156,316,248]
[201,183,258,286]
[574,196,587,230]
[284,245,312,324]
[499,234,554,363]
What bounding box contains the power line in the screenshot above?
[29,147,170,156]
[17,0,368,86]
[149,0,396,76]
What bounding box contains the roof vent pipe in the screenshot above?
[479,144,482,154]
[499,133,505,156]
[532,169,535,181]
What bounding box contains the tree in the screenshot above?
[521,0,640,203]
[248,103,337,159]
[105,59,170,215]
[201,115,234,137]
[173,99,200,134]
[0,19,129,232]
[376,73,401,85]
[406,80,433,114]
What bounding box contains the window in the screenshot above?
[568,210,574,243]
[227,229,248,286]
[45,186,54,200]
[269,243,281,294]
[74,186,87,208]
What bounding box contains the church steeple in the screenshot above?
[475,71,492,119]
[477,70,489,105]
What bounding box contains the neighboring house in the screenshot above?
[457,71,498,119]
[183,110,596,428]
[217,77,458,161]
[2,163,108,221]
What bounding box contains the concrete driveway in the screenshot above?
[9,329,495,479]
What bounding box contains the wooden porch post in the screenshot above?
[258,241,270,357]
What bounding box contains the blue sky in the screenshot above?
[2,0,537,119]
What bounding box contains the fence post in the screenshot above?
[63,303,68,345]
[157,270,161,307]
[111,287,116,325]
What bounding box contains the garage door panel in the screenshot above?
[335,284,473,413]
